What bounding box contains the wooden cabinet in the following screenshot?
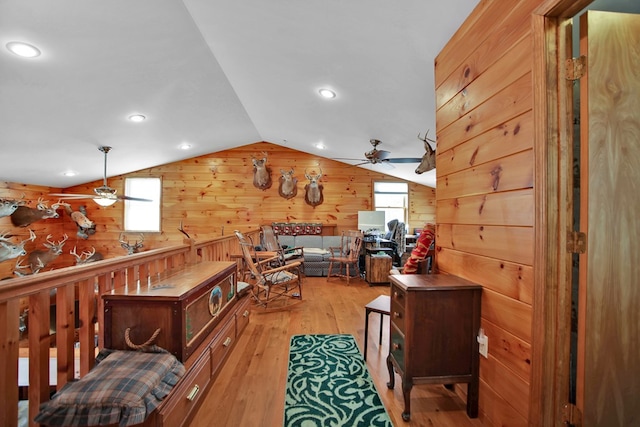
[365,254,393,285]
[103,261,238,362]
[103,262,252,427]
[386,274,482,421]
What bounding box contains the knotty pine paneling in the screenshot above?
[435,1,542,424]
[435,1,535,109]
[481,318,532,382]
[59,142,435,260]
[479,354,530,421]
[437,189,534,227]
[436,111,533,177]
[438,37,531,132]
[437,247,533,305]
[478,380,528,427]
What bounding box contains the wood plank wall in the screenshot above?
[0,142,435,278]
[434,1,542,425]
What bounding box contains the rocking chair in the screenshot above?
[327,230,364,284]
[260,225,304,268]
[234,230,303,308]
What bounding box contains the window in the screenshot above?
[373,181,408,228]
[124,177,162,232]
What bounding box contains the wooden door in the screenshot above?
[578,10,640,426]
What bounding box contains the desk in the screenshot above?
[386,274,482,421]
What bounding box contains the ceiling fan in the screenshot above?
[51,146,152,207]
[333,139,423,167]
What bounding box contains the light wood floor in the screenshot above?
[189,276,484,427]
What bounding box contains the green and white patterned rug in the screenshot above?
[284,334,392,427]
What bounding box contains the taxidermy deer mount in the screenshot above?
[415,130,436,174]
[252,152,272,190]
[304,168,324,207]
[278,168,298,199]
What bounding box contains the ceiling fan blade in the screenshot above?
[386,157,423,164]
[49,193,98,199]
[375,150,391,160]
[332,157,369,162]
[118,195,153,202]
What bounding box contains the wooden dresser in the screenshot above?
[102,261,251,427]
[386,274,482,421]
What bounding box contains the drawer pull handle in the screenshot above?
[243,310,249,317]
[187,384,200,401]
[223,337,232,347]
[392,343,402,351]
[393,311,402,319]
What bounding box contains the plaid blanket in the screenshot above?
[35,348,185,427]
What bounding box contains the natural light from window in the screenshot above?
[373,181,408,228]
[124,177,161,232]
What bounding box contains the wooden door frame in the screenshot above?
[531,0,593,425]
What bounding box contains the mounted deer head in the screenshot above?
[119,232,144,255]
[304,168,324,207]
[25,233,69,274]
[0,230,36,263]
[10,198,60,227]
[55,202,96,239]
[278,168,298,199]
[251,151,272,190]
[0,194,26,218]
[415,131,436,174]
[70,246,104,265]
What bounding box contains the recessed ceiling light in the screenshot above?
[6,41,41,58]
[318,88,336,99]
[63,171,77,177]
[315,143,326,150]
[179,142,192,150]
[128,114,146,122]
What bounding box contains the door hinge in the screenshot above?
[562,403,582,426]
[565,56,587,80]
[567,231,586,254]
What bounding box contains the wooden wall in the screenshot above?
[434,1,541,425]
[0,142,435,278]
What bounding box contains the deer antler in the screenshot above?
[178,220,191,239]
[418,130,436,143]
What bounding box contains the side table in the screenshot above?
[365,253,393,285]
[364,295,390,361]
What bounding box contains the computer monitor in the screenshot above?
[357,211,386,234]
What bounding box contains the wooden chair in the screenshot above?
[234,230,303,308]
[260,225,304,268]
[327,230,364,284]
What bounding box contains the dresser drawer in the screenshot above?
[236,297,251,335]
[158,349,212,427]
[390,285,406,333]
[389,324,406,374]
[211,317,236,377]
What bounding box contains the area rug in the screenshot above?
[284,334,392,427]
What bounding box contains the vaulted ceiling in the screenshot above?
[1,0,480,189]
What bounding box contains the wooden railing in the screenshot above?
[0,231,259,427]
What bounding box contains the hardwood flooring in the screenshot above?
[189,276,484,427]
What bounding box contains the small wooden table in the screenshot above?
[364,295,390,361]
[365,253,393,285]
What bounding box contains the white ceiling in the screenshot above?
[0,0,480,189]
